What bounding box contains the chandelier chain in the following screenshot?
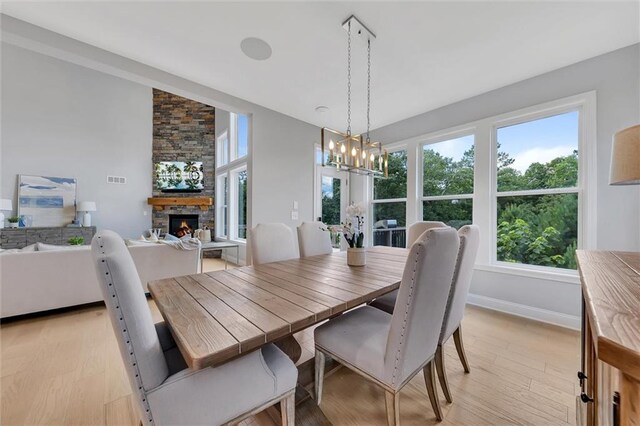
[347,21,352,136]
[366,38,371,143]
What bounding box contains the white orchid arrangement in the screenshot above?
[330,202,366,248]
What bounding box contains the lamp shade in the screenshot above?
[77,201,97,212]
[0,199,12,211]
[610,124,640,185]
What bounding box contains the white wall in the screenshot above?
[370,44,640,328]
[1,15,319,254]
[1,43,153,238]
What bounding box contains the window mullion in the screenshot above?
[496,187,579,198]
[422,194,474,201]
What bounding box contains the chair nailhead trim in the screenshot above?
[439,236,466,341]
[391,239,424,385]
[96,235,155,425]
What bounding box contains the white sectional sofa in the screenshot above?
[0,243,200,318]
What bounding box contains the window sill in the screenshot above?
[474,262,580,285]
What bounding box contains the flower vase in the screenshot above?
[347,247,366,266]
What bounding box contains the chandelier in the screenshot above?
[321,15,388,177]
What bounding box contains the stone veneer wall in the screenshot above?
[152,89,215,232]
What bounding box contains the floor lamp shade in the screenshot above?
[610,124,640,185]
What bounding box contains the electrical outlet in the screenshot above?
[291,211,299,220]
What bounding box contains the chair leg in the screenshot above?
[423,360,443,421]
[280,392,295,426]
[435,345,453,403]
[453,326,471,373]
[314,349,326,405]
[384,390,400,426]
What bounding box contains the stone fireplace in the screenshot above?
[169,214,199,238]
[151,89,215,233]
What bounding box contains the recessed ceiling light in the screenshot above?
[240,37,272,61]
[315,106,329,113]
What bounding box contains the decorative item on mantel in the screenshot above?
[7,217,20,228]
[332,202,366,266]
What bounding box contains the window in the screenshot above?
[216,112,250,241]
[372,150,407,247]
[321,175,341,225]
[236,169,247,239]
[236,114,249,159]
[495,110,579,270]
[216,175,228,237]
[216,131,229,168]
[365,92,594,278]
[422,135,474,229]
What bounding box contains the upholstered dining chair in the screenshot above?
[314,227,460,425]
[370,225,480,404]
[406,221,447,248]
[91,230,297,426]
[369,221,447,313]
[434,225,480,403]
[249,223,298,265]
[297,221,333,257]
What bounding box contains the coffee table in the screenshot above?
[200,241,240,270]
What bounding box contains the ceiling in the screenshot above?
[2,1,639,133]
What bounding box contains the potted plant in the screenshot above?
[335,203,367,266]
[67,236,84,246]
[7,217,20,228]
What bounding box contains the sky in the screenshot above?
[425,110,579,173]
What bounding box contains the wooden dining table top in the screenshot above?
[148,246,408,370]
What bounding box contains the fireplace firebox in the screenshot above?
[169,214,198,238]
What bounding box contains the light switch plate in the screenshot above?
[293,201,299,210]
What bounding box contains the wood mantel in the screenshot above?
[147,197,213,211]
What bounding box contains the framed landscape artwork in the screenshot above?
[18,175,77,227]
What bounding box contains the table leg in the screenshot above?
[236,245,239,266]
[266,356,338,426]
[274,336,302,364]
[224,248,228,270]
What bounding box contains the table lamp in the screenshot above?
[77,201,97,227]
[610,124,640,185]
[0,199,12,229]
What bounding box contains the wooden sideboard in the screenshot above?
[0,226,96,249]
[577,251,640,425]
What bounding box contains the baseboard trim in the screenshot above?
[467,294,580,330]
[0,300,105,323]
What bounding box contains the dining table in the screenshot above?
[148,245,409,425]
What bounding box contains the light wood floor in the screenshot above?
[1,258,580,425]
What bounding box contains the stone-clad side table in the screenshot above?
[0,226,96,249]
